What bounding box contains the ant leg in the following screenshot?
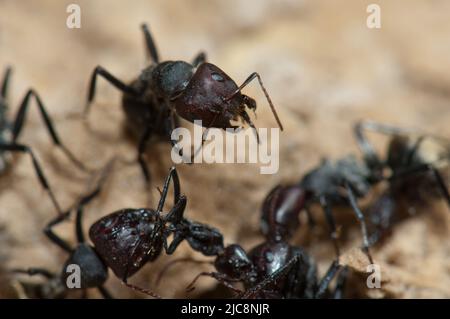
[137,124,153,185]
[186,272,243,294]
[141,24,159,64]
[345,183,374,264]
[44,209,74,253]
[157,166,182,212]
[84,66,137,116]
[353,121,384,172]
[97,286,113,299]
[12,268,54,279]
[155,257,212,287]
[1,66,12,99]
[318,196,341,261]
[0,143,62,215]
[226,72,283,131]
[332,266,348,299]
[315,260,341,299]
[122,278,161,299]
[192,52,206,67]
[242,255,300,299]
[12,89,88,172]
[163,196,187,227]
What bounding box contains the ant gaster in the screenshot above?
[84,24,283,183]
[0,67,88,215]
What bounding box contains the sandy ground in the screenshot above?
[0,0,449,298]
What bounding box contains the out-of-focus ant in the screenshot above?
[84,24,283,183]
[261,121,450,260]
[354,121,450,244]
[0,67,88,215]
[261,159,375,263]
[13,165,223,298]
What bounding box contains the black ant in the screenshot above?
[83,24,283,183]
[260,121,450,261]
[260,158,376,263]
[353,120,450,244]
[14,165,224,298]
[158,184,348,299]
[0,66,88,214]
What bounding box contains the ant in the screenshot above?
[83,24,283,183]
[14,165,224,298]
[158,185,348,299]
[259,121,450,261]
[353,120,450,244]
[260,158,376,263]
[0,66,88,214]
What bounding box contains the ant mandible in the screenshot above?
[83,24,283,183]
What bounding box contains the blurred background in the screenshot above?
[0,0,449,298]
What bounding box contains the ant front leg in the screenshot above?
[12,89,88,172]
[345,183,374,264]
[0,143,62,215]
[318,196,341,261]
[84,66,138,116]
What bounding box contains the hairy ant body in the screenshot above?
[84,24,283,183]
[14,166,223,298]
[0,67,87,214]
[354,121,450,244]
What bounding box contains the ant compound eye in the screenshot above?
[211,72,224,82]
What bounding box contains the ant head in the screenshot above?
[62,243,108,289]
[183,220,224,256]
[89,208,164,279]
[214,244,255,281]
[172,63,246,129]
[260,184,306,241]
[153,61,194,98]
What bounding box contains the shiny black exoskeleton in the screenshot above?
[14,166,223,299]
[84,24,283,183]
[180,186,348,299]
